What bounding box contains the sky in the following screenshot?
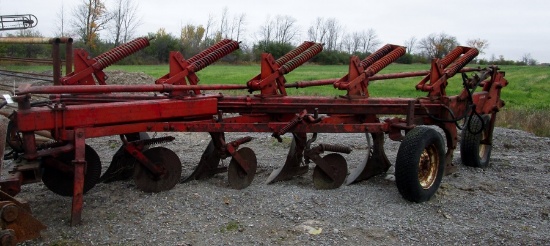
[1,0,549,63]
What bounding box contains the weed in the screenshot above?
[220,220,241,233]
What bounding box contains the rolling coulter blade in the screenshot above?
[182,139,224,182]
[133,147,182,193]
[227,147,258,190]
[266,133,308,184]
[100,132,150,183]
[345,132,391,185]
[312,153,348,189]
[41,144,102,197]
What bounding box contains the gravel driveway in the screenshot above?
[12,127,550,245]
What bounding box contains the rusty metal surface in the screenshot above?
[0,35,509,231]
[60,37,151,85]
[266,133,308,183]
[227,147,258,190]
[311,153,348,190]
[133,147,182,193]
[0,191,46,244]
[345,132,391,185]
[40,144,101,197]
[0,37,72,44]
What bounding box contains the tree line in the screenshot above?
[0,0,540,66]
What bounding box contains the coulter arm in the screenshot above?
[155,39,240,95]
[247,41,324,96]
[60,37,153,85]
[334,44,406,97]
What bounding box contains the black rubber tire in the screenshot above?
[41,144,102,197]
[460,115,492,168]
[395,127,445,203]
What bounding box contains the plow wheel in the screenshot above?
[100,132,149,183]
[228,147,257,190]
[460,115,492,168]
[395,127,445,202]
[133,147,182,193]
[41,144,102,197]
[312,153,348,190]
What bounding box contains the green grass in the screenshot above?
[3,63,549,136]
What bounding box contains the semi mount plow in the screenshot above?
[0,37,507,242]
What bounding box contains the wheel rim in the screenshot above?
[417,144,439,189]
[479,128,490,161]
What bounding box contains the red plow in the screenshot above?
[0,37,507,243]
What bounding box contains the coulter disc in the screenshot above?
[312,153,348,190]
[41,144,102,197]
[133,147,182,193]
[228,147,257,190]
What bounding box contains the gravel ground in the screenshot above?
[9,127,550,245]
[2,71,549,245]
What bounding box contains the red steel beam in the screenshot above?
[15,98,218,132]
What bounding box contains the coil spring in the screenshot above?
[440,46,465,68]
[189,41,239,72]
[277,116,302,135]
[360,44,394,69]
[364,46,406,76]
[279,43,323,74]
[445,48,479,77]
[37,140,65,150]
[93,37,151,70]
[276,41,315,66]
[138,136,175,146]
[319,144,352,154]
[93,37,151,62]
[188,39,232,64]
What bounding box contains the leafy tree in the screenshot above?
[144,28,180,63]
[418,32,458,59]
[311,50,350,65]
[72,0,112,51]
[0,30,47,58]
[252,41,294,62]
[180,24,206,58]
[395,53,413,64]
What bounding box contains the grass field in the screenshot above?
[2,63,549,136]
